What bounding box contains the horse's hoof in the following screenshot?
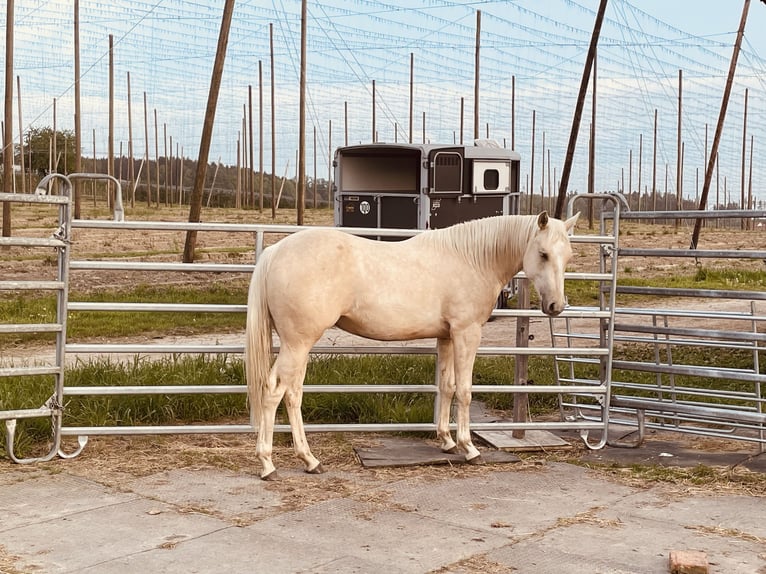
[305,463,325,475]
[466,454,484,466]
[261,470,279,481]
[442,446,458,454]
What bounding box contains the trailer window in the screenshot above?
[483,169,500,191]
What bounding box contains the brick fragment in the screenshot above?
[668,550,709,574]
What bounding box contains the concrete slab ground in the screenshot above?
[1,433,765,574]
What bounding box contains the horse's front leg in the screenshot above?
[451,325,483,463]
[436,338,457,453]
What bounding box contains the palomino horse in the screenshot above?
[245,211,579,479]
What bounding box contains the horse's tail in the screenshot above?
[245,245,276,431]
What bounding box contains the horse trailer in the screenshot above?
[333,142,521,235]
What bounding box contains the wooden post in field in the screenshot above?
[16,76,25,194]
[313,125,317,208]
[73,0,81,215]
[344,100,348,146]
[2,0,12,238]
[652,109,657,211]
[459,97,464,145]
[555,0,608,218]
[676,69,682,226]
[236,133,241,209]
[692,0,750,248]
[163,123,168,206]
[259,59,264,212]
[409,53,414,144]
[473,9,481,141]
[270,24,276,218]
[154,108,160,206]
[511,75,516,150]
[143,92,151,206]
[183,0,235,263]
[108,35,114,206]
[530,110,536,213]
[740,88,748,229]
[127,72,135,207]
[512,279,530,438]
[371,80,376,143]
[296,0,307,225]
[248,84,254,209]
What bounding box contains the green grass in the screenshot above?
[0,283,249,346]
[0,353,560,458]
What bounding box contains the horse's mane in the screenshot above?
[415,215,538,274]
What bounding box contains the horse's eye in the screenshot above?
[540,251,549,262]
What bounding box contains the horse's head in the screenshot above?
[523,211,579,316]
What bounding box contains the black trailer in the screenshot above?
[334,142,521,234]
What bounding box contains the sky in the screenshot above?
[2,0,766,207]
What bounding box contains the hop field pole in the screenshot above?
[3,0,13,238]
[691,0,751,249]
[554,0,608,219]
[183,0,235,263]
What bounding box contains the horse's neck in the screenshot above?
[495,215,536,282]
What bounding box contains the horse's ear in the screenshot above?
[564,212,580,233]
[537,211,549,229]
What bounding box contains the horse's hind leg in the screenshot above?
[436,338,457,453]
[257,344,322,479]
[256,358,287,480]
[280,347,323,475]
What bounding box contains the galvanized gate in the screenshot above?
[558,206,766,451]
[0,175,72,462]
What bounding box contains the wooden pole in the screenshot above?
[530,110,536,213]
[183,0,235,262]
[511,75,515,150]
[73,0,81,215]
[344,100,348,146]
[459,97,464,145]
[652,109,657,211]
[747,135,754,221]
[296,0,307,225]
[108,35,114,200]
[328,119,332,206]
[16,76,25,194]
[676,69,682,225]
[588,47,596,226]
[312,125,317,208]
[555,0,608,218]
[691,0,750,248]
[409,53,414,144]
[270,23,276,219]
[242,104,247,206]
[248,84,255,210]
[258,59,264,212]
[473,9,481,141]
[236,133,241,209]
[154,108,160,207]
[2,0,13,237]
[371,79,376,143]
[422,111,426,144]
[512,279,530,438]
[740,88,748,228]
[127,72,135,207]
[143,91,151,206]
[163,123,168,206]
